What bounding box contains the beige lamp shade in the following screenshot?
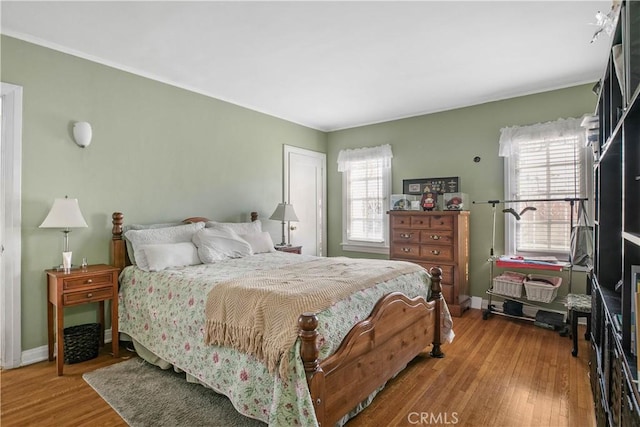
[269,203,299,222]
[40,197,88,255]
[40,197,88,229]
[270,202,299,246]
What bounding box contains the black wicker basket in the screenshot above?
[63,323,100,364]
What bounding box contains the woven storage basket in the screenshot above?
[63,323,100,364]
[492,271,526,298]
[524,274,562,303]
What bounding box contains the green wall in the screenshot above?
[3,33,598,354]
[1,36,327,351]
[326,84,598,301]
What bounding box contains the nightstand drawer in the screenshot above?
[275,245,302,254]
[63,273,114,290]
[63,287,113,305]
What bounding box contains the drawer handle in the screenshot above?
[402,247,412,253]
[431,250,441,255]
[87,293,93,298]
[86,279,93,284]
[400,233,412,239]
[430,235,440,240]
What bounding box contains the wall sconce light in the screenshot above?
[72,121,92,148]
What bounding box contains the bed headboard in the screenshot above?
[110,211,259,270]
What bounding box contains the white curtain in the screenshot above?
[498,117,586,158]
[337,144,393,171]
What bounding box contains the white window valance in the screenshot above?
[337,144,393,172]
[499,117,585,158]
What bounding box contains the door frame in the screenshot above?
[283,145,327,257]
[1,82,23,369]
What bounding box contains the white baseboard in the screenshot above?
[19,328,112,367]
[470,296,483,309]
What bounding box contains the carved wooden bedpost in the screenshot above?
[251,211,258,222]
[429,267,444,358]
[299,313,321,379]
[111,212,127,270]
[299,312,326,426]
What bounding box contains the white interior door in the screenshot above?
[284,146,326,256]
[1,82,23,369]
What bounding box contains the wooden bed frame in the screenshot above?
[110,211,444,427]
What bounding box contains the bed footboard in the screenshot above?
[299,268,443,426]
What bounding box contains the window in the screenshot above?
[500,117,592,259]
[338,144,392,254]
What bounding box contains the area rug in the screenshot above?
[83,357,266,426]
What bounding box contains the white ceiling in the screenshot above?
[1,1,614,131]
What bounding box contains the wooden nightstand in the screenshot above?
[275,245,302,254]
[46,264,120,375]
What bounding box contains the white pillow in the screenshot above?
[142,242,201,272]
[123,221,183,265]
[240,231,276,254]
[206,220,262,236]
[124,222,205,271]
[192,228,253,263]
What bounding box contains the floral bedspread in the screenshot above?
[118,253,452,426]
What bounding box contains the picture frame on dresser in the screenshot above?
[402,177,459,196]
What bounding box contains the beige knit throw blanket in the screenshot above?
[204,257,425,377]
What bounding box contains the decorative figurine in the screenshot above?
[421,191,436,211]
[446,196,463,210]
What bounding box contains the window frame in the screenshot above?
[503,124,593,261]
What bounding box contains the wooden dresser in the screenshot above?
[389,210,470,316]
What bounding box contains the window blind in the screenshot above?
[346,159,385,242]
[338,144,392,251]
[500,117,590,257]
[513,134,585,253]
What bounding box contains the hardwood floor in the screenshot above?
[1,309,595,426]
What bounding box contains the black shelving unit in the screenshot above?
[590,2,640,425]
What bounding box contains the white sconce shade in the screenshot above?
[73,121,92,148]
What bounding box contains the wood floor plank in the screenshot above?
[1,309,595,426]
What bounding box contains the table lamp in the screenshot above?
[39,196,88,271]
[269,202,299,246]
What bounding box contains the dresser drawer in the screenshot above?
[391,243,421,259]
[409,215,430,229]
[428,215,454,230]
[420,245,454,262]
[392,229,420,244]
[420,230,453,245]
[441,284,454,304]
[420,264,454,284]
[63,287,113,305]
[390,215,412,228]
[63,273,114,290]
